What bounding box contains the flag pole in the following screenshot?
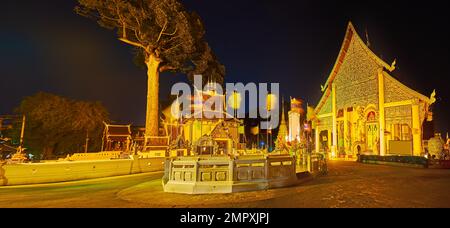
[19,115,26,153]
[257,124,260,150]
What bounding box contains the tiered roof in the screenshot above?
[314,22,431,115]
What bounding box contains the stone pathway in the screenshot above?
[2,161,450,207]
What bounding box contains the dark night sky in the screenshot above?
[2,0,449,133]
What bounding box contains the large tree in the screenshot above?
[75,0,225,138]
[14,92,109,160]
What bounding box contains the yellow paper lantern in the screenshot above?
[267,94,277,111]
[228,91,242,110]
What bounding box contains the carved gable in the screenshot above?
[315,22,389,115]
[334,34,380,109]
[314,22,430,120]
[318,95,332,116]
[384,74,419,103]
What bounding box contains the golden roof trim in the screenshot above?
[315,22,396,114]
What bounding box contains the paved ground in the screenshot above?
[1,161,450,208]
[0,172,164,208]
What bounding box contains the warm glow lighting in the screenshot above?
[228,91,242,110]
[266,94,277,111]
[170,98,181,120]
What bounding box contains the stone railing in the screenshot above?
[266,155,296,179]
[167,156,232,183]
[234,155,266,182]
[163,154,298,194]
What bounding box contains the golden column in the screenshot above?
[332,83,337,157]
[229,91,242,152]
[343,108,349,153]
[412,101,422,156]
[327,130,332,154]
[266,93,277,151]
[378,70,386,156]
[315,124,320,153]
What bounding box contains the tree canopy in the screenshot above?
[75,0,225,84]
[13,92,109,160]
[76,0,225,137]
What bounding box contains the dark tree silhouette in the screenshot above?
[75,0,225,138]
[14,92,109,159]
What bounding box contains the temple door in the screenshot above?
[337,121,345,154]
[365,111,379,154]
[366,123,378,153]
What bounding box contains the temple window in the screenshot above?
[367,111,376,122]
[337,109,344,118]
[393,123,412,141]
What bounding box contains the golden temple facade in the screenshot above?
[312,22,433,158]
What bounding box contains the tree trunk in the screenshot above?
[145,54,161,138]
[42,146,54,160]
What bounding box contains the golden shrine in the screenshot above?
[312,22,434,158]
[161,90,246,156]
[160,91,301,194]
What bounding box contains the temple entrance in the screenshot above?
[366,123,378,153]
[337,121,345,156]
[365,111,378,154]
[319,130,329,152]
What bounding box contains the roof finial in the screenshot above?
[365,27,371,48]
[390,59,397,71]
[430,89,437,105]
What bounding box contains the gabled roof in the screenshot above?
[183,110,239,122]
[314,22,430,115]
[104,123,131,137]
[383,71,431,103]
[108,126,131,136]
[315,22,394,114]
[323,22,395,89]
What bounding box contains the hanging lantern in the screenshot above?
[227,91,242,110]
[267,94,278,111]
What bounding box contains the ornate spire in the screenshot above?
[280,97,286,125]
[275,97,288,152]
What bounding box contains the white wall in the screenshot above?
[0,158,165,186]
